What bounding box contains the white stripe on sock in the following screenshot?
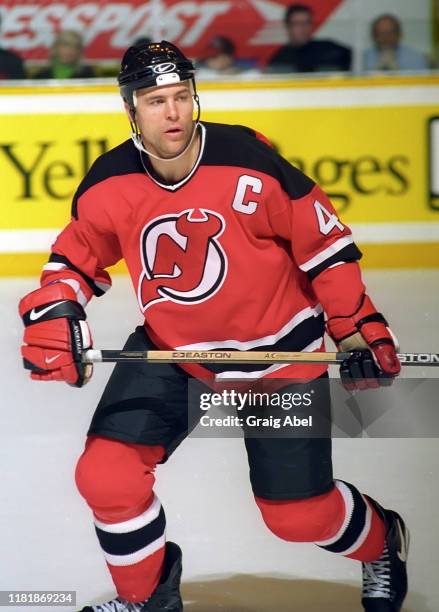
[314,481,354,546]
[94,496,162,534]
[341,495,373,556]
[103,534,166,567]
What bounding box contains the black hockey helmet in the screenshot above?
[118,40,197,116]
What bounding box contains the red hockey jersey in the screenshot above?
[41,122,361,380]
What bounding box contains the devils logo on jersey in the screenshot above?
[137,208,228,312]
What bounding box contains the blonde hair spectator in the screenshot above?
[34,30,96,79]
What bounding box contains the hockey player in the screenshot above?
[19,41,409,611]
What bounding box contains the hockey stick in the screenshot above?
[82,349,439,366]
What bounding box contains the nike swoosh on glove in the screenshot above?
[19,282,93,387]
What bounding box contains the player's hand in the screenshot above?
[19,283,93,387]
[326,294,400,391]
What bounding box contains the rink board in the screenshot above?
[0,74,438,273]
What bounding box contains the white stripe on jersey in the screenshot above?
[58,278,89,308]
[175,304,323,352]
[299,235,354,273]
[43,262,67,271]
[95,280,111,293]
[214,337,323,380]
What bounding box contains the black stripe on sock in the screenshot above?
[95,506,166,556]
[319,481,367,554]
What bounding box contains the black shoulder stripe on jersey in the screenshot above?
[201,310,324,374]
[48,253,106,297]
[235,124,258,138]
[307,243,363,281]
[202,122,315,200]
[72,139,143,220]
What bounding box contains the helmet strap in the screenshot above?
[131,120,200,162]
[191,77,201,123]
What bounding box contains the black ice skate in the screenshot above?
[78,541,183,612]
[362,501,410,612]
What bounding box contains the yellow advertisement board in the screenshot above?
[1,114,125,230]
[1,76,439,274]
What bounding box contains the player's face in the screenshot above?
[132,82,195,159]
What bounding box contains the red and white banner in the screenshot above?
[0,0,344,62]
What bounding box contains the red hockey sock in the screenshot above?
[256,480,386,563]
[75,436,167,602]
[316,481,386,562]
[256,485,346,542]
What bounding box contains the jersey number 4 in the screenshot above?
[314,200,344,235]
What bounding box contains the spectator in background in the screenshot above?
[34,31,95,79]
[267,3,351,73]
[0,16,25,79]
[196,36,242,77]
[363,14,428,71]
